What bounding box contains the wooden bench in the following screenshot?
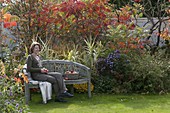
[24,60,91,104]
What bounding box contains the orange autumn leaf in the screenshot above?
[3,13,11,22]
[17,78,21,83]
[139,45,144,49]
[14,77,17,81]
[3,22,10,28]
[130,44,137,49]
[14,77,21,83]
[118,42,126,48]
[3,21,17,28]
[0,19,3,22]
[10,21,17,26]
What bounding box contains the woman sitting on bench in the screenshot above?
[26,41,73,103]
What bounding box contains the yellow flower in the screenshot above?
[0,60,5,75]
[20,73,29,83]
[73,83,94,92]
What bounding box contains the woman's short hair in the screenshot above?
[29,42,42,53]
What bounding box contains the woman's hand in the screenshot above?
[41,68,49,73]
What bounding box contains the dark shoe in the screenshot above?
[59,92,74,98]
[47,99,53,103]
[55,97,67,103]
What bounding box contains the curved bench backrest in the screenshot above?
[42,60,91,78]
[72,61,90,77]
[42,60,73,74]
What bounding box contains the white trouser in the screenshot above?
[39,82,52,104]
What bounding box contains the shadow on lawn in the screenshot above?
[29,92,170,113]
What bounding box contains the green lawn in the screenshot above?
[29,92,170,113]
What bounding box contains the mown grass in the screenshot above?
[29,92,170,113]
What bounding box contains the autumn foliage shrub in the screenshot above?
[6,0,114,48]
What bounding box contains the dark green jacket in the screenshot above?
[26,54,50,81]
[26,54,42,74]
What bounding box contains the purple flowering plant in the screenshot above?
[93,50,134,93]
[96,50,131,81]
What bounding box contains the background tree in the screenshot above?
[130,0,169,55]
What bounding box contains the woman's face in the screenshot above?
[33,45,40,54]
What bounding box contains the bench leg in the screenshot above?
[25,83,30,104]
[88,80,91,98]
[70,84,74,94]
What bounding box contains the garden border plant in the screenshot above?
[0,0,169,98]
[0,7,30,112]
